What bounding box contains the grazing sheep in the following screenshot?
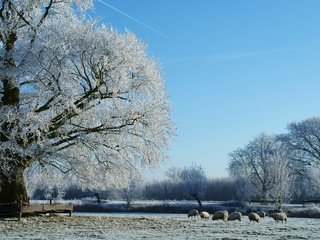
[248,212,260,222]
[270,212,287,223]
[227,211,242,221]
[199,211,210,220]
[188,209,199,218]
[257,211,266,219]
[212,210,228,222]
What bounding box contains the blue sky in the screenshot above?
[94,0,320,180]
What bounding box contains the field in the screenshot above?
[1,213,320,240]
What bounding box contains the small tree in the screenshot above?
[180,164,207,207]
[122,173,142,208]
[165,167,182,183]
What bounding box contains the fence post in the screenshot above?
[18,200,22,221]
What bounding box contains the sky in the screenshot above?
[93,0,320,181]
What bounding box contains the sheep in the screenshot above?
[212,210,228,222]
[248,212,260,222]
[199,211,210,220]
[227,211,242,221]
[257,211,266,219]
[188,209,199,218]
[270,212,287,223]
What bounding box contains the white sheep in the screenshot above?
[212,210,228,222]
[270,212,287,223]
[199,211,210,220]
[227,211,242,221]
[188,209,199,218]
[248,212,260,222]
[257,211,266,219]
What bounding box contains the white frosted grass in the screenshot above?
[1,214,320,239]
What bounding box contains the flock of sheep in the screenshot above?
[187,209,288,223]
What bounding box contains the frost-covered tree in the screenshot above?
[229,134,293,203]
[165,166,182,183]
[278,117,320,199]
[122,172,142,208]
[0,0,173,204]
[180,164,207,207]
[279,117,320,174]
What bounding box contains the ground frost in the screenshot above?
[0,215,320,239]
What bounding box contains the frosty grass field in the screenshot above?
[1,213,320,240]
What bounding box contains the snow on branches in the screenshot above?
[0,0,173,191]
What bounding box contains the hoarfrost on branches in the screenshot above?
[0,0,173,197]
[228,134,293,203]
[279,117,320,174]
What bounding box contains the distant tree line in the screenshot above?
[32,176,237,203]
[143,174,237,202]
[31,161,318,205]
[31,164,237,204]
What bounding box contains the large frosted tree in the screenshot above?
[279,117,320,198]
[0,0,173,204]
[229,134,293,203]
[279,117,320,172]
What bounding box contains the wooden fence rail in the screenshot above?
[0,201,73,220]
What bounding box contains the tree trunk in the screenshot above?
[0,165,29,204]
[0,28,27,205]
[191,193,203,208]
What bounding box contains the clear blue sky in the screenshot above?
[94,0,320,180]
